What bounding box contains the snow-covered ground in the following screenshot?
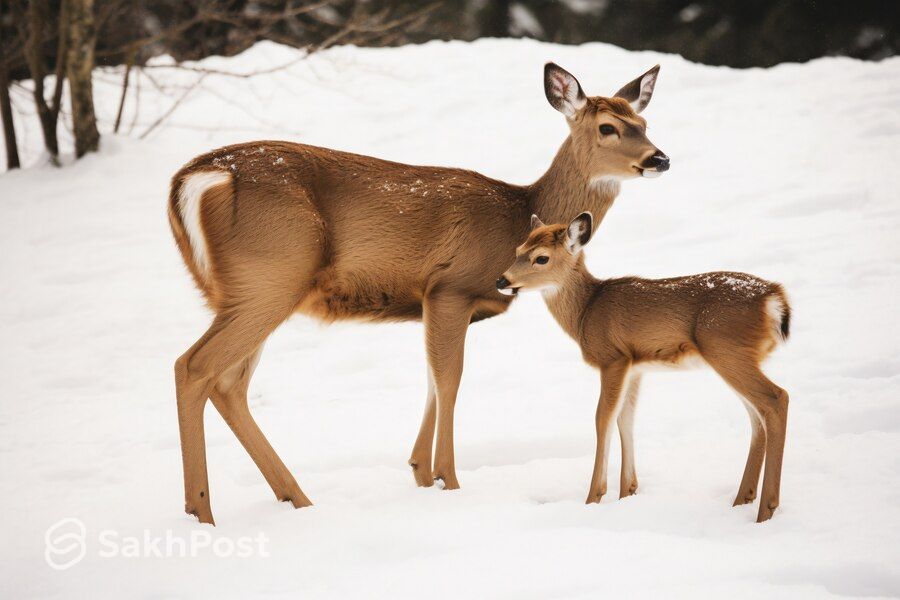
[2,39,899,598]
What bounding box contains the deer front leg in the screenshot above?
[586,361,630,504]
[618,374,642,499]
[408,372,436,487]
[423,293,473,491]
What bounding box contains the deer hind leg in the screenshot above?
[587,361,630,504]
[424,293,473,491]
[733,399,766,506]
[618,373,642,499]
[408,371,436,487]
[755,380,788,523]
[175,321,224,525]
[708,357,789,522]
[176,300,297,524]
[210,345,311,508]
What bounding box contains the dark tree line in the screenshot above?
[1,0,896,171]
[425,0,897,68]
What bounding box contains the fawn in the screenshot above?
[497,213,791,522]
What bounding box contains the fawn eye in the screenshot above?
[535,256,549,265]
[599,124,617,136]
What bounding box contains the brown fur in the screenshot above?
[167,64,668,524]
[500,216,791,522]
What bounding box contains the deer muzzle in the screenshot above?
[496,276,519,296]
[641,151,670,178]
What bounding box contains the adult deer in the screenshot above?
[497,213,791,522]
[168,62,669,524]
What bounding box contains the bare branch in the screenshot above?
[138,73,207,140]
[140,53,309,79]
[113,46,136,133]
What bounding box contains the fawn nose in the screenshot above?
[496,276,510,290]
[647,151,670,172]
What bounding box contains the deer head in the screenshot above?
[544,63,669,181]
[496,213,594,296]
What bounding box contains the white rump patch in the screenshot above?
[178,170,231,278]
[765,295,788,343]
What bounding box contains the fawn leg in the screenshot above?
[733,399,766,506]
[710,357,789,522]
[586,361,630,504]
[408,370,437,487]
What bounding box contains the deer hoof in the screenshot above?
[185,504,215,526]
[756,501,779,523]
[585,492,604,504]
[432,472,460,490]
[733,488,756,506]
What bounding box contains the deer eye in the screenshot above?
[599,124,617,136]
[535,256,549,265]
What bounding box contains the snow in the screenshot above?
[2,39,900,598]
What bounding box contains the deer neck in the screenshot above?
[541,256,597,342]
[528,136,621,226]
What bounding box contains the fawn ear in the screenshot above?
[544,62,587,119]
[530,214,545,230]
[614,64,660,113]
[566,212,593,254]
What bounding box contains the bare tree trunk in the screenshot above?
[1,0,21,170]
[0,63,20,170]
[12,0,68,162]
[66,0,99,158]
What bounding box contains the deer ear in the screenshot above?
[544,62,587,119]
[530,214,545,230]
[566,212,593,254]
[614,64,660,113]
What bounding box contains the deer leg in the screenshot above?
[618,374,642,499]
[733,399,766,506]
[176,302,294,524]
[424,293,473,491]
[175,315,230,526]
[209,345,311,508]
[756,383,788,522]
[408,371,436,487]
[709,358,789,522]
[587,361,630,504]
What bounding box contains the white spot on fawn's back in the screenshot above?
[178,171,231,278]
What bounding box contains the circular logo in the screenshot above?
[44,518,86,571]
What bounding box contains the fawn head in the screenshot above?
[544,62,669,180]
[497,213,594,296]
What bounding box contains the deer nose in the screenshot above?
[496,276,511,290]
[647,151,670,172]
